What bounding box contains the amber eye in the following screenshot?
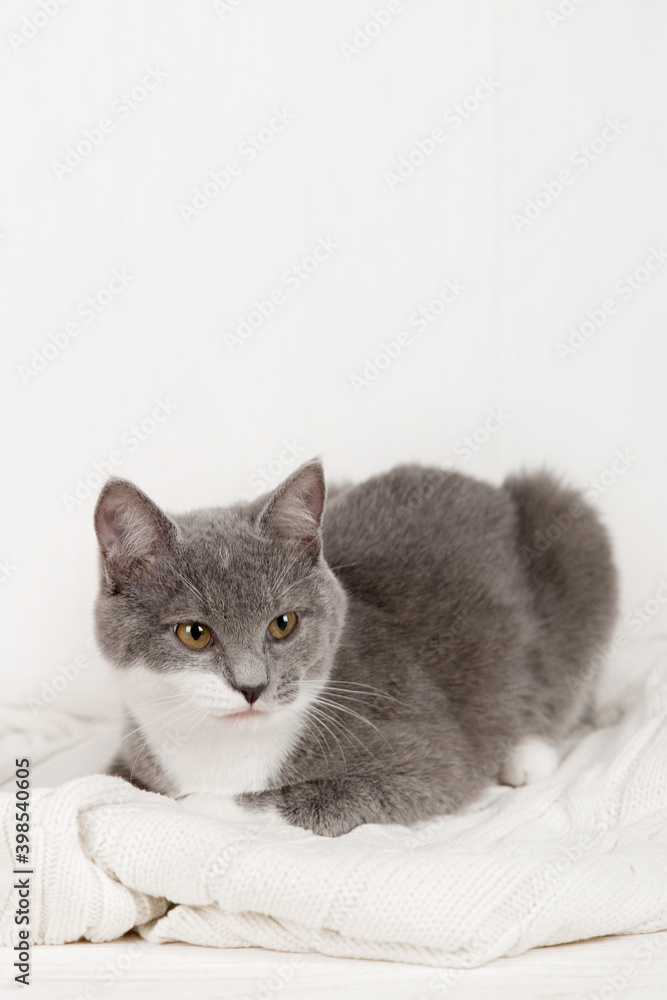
[267,612,298,641]
[175,622,212,650]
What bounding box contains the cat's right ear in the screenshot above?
[257,459,326,559]
[94,479,176,591]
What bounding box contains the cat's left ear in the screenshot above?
[258,459,326,558]
[94,478,177,590]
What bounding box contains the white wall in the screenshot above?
[1,0,665,716]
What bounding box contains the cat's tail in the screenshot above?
[503,470,619,695]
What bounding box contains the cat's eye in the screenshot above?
[174,622,212,650]
[267,612,298,641]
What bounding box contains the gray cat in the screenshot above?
[94,460,617,836]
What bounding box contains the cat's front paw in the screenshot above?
[275,780,363,837]
[239,783,360,835]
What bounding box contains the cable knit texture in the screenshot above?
[2,646,667,967]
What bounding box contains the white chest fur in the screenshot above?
[115,663,311,797]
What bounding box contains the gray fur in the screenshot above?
[94,461,618,835]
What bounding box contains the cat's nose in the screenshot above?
[235,683,267,705]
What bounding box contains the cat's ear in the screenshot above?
[94,479,176,590]
[258,460,326,558]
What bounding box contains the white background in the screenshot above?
[1,0,665,715]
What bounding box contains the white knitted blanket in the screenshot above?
[2,642,667,967]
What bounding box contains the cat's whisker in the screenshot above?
[105,700,197,761]
[296,713,336,773]
[159,546,207,605]
[299,677,411,714]
[314,696,390,740]
[312,710,380,769]
[321,679,403,695]
[303,705,350,773]
[278,569,317,600]
[321,687,416,714]
[107,712,178,762]
[313,701,385,754]
[321,680,413,710]
[129,702,212,783]
[128,725,165,786]
[321,685,398,704]
[110,693,186,713]
[68,692,187,729]
[273,548,307,595]
[307,703,381,766]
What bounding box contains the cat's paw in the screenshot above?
[500,737,559,787]
[243,782,361,836]
[277,781,363,836]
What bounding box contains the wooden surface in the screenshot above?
[2,931,667,999]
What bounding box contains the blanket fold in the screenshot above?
[2,644,667,967]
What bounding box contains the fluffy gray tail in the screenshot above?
[503,470,618,677]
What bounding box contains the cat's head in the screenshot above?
[93,460,347,727]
